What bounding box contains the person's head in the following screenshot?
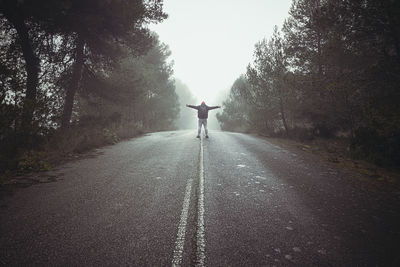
[201,101,205,105]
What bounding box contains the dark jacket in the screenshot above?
[187,104,219,119]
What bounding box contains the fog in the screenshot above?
[150,0,292,105]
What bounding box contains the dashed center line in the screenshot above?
[171,137,206,267]
[196,137,206,266]
[172,178,193,266]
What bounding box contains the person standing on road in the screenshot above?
[186,101,221,138]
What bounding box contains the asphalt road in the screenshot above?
[1,130,399,266]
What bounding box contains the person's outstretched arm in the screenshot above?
[186,104,198,109]
[207,105,221,110]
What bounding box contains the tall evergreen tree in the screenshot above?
[246,27,292,135]
[46,0,168,127]
[0,1,42,132]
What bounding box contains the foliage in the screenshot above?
[0,1,180,174]
[0,0,167,131]
[217,0,400,168]
[17,151,51,173]
[77,35,179,132]
[217,75,252,132]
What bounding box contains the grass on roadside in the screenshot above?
[0,122,146,187]
[261,135,400,189]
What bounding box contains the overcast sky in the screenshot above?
[150,0,293,104]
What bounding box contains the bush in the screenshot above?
[103,128,119,145]
[0,120,145,175]
[48,126,113,154]
[115,121,144,139]
[351,127,400,169]
[17,150,51,172]
[290,127,315,141]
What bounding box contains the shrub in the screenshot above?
[351,127,400,169]
[290,127,314,141]
[17,150,52,172]
[103,128,119,145]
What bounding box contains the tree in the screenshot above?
[246,27,292,135]
[0,1,42,132]
[1,0,167,129]
[47,0,168,128]
[77,34,179,132]
[219,0,400,167]
[174,79,197,129]
[217,75,252,132]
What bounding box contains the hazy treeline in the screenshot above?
[0,0,179,172]
[217,0,400,168]
[174,79,197,129]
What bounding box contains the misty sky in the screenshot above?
[150,0,293,104]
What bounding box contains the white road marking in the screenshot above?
[172,178,193,267]
[196,138,206,266]
[172,137,207,267]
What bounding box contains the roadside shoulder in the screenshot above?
[255,134,400,192]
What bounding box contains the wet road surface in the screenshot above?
[1,130,399,266]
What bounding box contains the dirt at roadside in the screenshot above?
[0,148,105,195]
[260,135,400,192]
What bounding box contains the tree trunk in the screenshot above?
[4,10,40,133]
[279,96,289,137]
[61,35,85,128]
[264,120,270,135]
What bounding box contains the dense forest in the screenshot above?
[0,0,180,172]
[217,0,400,168]
[1,0,399,173]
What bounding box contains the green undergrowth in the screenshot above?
[17,151,52,173]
